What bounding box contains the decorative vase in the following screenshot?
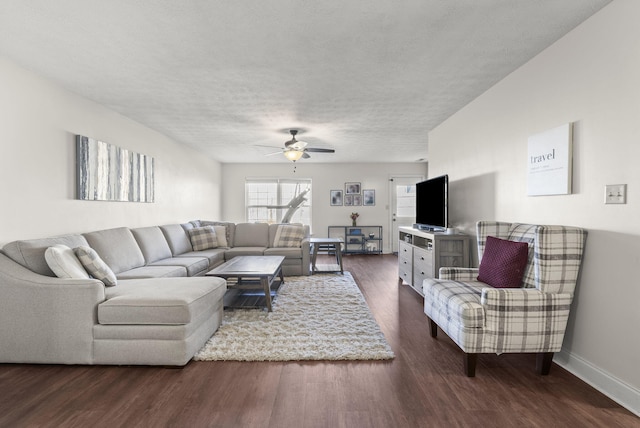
[352,219,357,227]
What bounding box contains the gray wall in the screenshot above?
[428,0,639,414]
[0,58,222,245]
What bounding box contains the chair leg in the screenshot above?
[464,353,477,377]
[536,352,554,375]
[429,318,438,338]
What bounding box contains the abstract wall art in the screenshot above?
[76,135,154,202]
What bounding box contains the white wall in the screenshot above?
[0,58,222,245]
[221,162,427,253]
[428,0,639,414]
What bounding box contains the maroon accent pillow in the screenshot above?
[477,236,529,288]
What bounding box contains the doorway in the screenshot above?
[389,175,423,253]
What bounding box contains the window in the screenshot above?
[245,178,312,225]
[396,184,417,217]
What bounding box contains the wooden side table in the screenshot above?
[309,237,344,274]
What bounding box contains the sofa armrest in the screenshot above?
[0,253,105,364]
[438,267,479,281]
[480,287,573,352]
[301,237,311,275]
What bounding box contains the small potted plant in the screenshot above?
[350,212,359,227]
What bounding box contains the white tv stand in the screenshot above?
[398,226,470,296]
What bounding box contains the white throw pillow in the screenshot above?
[45,244,90,279]
[74,246,118,286]
[213,225,228,247]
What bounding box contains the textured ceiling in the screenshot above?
[0,0,610,164]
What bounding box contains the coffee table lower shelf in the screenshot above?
[222,280,283,310]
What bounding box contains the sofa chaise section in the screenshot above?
[93,276,226,366]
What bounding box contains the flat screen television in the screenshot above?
[415,174,448,232]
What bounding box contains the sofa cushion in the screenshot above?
[44,244,90,279]
[131,226,173,264]
[477,236,529,288]
[188,226,218,251]
[160,224,193,255]
[2,234,90,276]
[273,224,305,248]
[234,223,269,247]
[423,280,485,328]
[98,276,227,325]
[75,246,118,286]
[264,247,303,259]
[150,257,209,277]
[178,248,226,267]
[83,227,145,274]
[224,247,267,259]
[116,265,187,279]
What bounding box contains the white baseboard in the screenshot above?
[554,350,639,417]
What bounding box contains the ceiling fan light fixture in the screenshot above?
[284,149,304,161]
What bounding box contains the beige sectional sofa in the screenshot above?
[0,220,310,366]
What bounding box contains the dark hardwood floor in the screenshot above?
[0,255,636,427]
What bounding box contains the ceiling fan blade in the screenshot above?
[265,150,283,156]
[305,148,335,153]
[302,152,311,159]
[291,141,307,150]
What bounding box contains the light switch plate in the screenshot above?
[605,184,626,204]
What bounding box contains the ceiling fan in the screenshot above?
[266,130,335,162]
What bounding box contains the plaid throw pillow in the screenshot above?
[274,224,304,248]
[189,226,218,251]
[74,246,117,286]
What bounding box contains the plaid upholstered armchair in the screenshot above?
[423,221,587,377]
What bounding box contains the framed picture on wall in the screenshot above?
[344,194,354,206]
[527,123,573,196]
[345,182,361,194]
[330,190,343,206]
[363,189,375,206]
[353,194,362,206]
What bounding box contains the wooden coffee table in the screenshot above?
[205,255,285,312]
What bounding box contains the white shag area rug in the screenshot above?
[194,272,395,361]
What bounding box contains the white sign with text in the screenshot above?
[527,123,573,196]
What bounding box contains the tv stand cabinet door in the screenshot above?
[398,240,413,286]
[413,246,434,295]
